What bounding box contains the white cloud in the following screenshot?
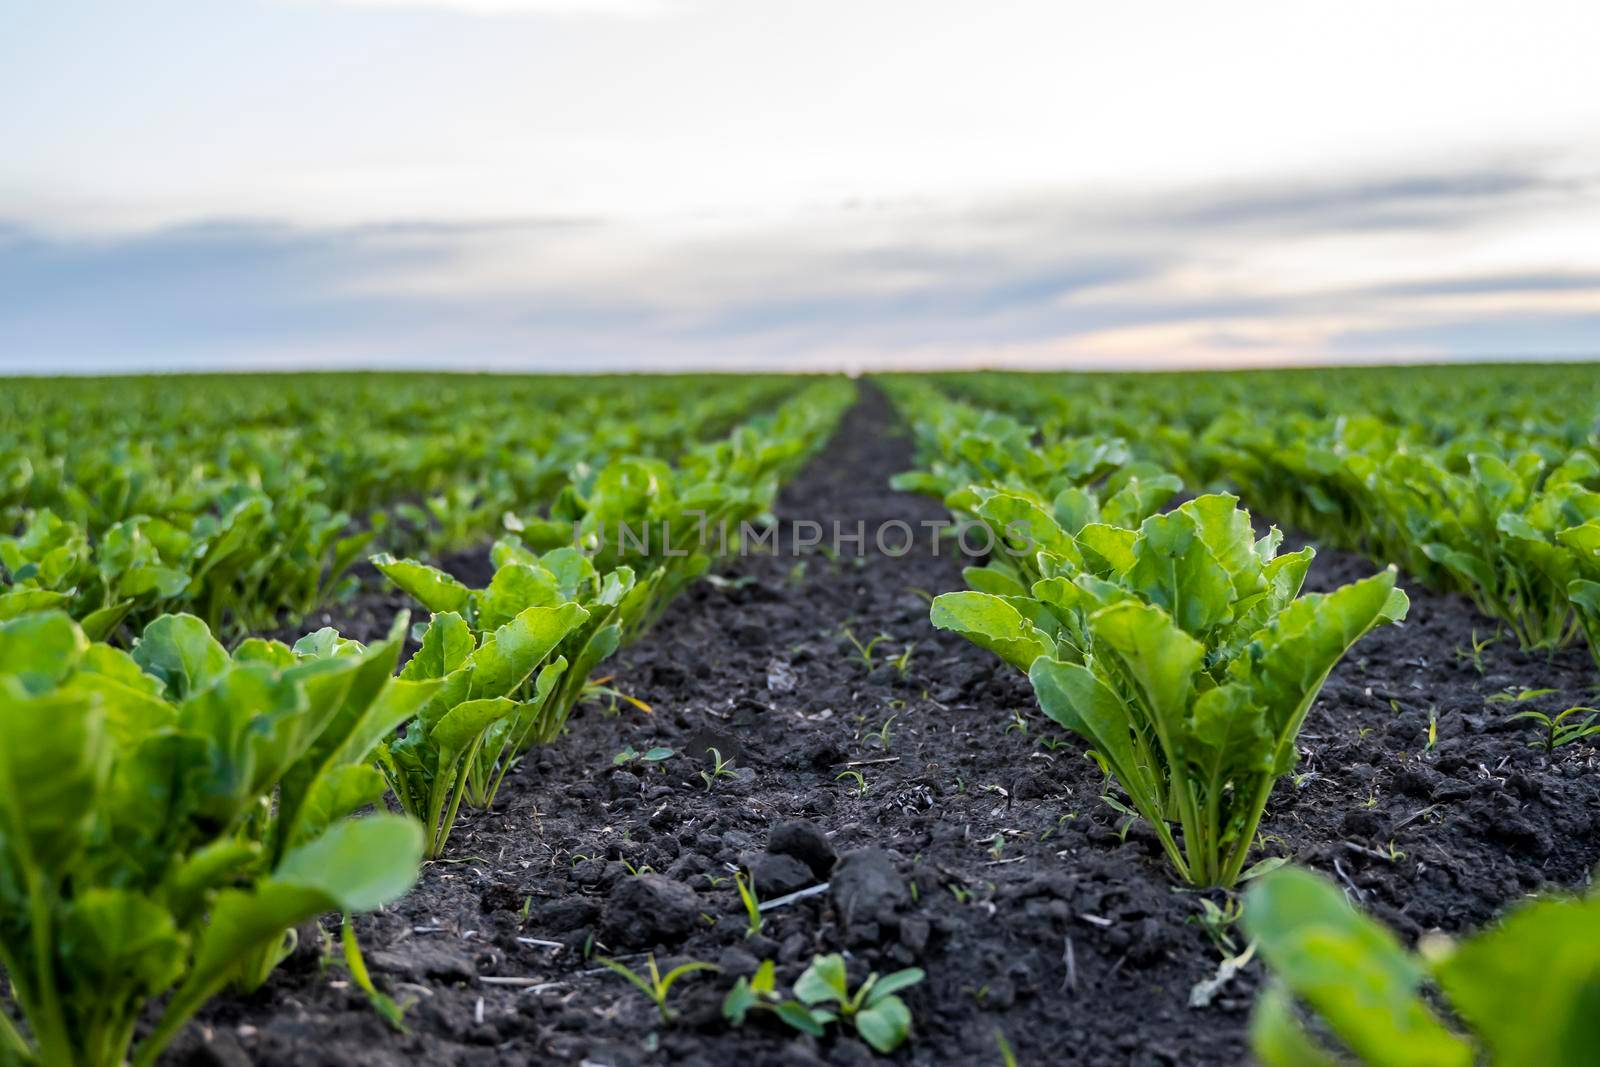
[5,1,1600,369]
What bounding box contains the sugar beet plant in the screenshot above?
[932,493,1407,887]
[1245,865,1600,1067]
[0,610,426,1067]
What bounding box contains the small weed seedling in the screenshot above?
[1454,628,1497,675]
[700,747,737,791]
[1486,687,1558,705]
[869,713,899,751]
[841,626,891,671]
[995,1029,1019,1067]
[836,770,869,797]
[1188,895,1245,955]
[723,955,924,1054]
[888,642,916,676]
[614,745,674,767]
[791,954,924,1053]
[597,954,719,1023]
[1510,705,1600,752]
[339,916,412,1033]
[733,870,763,938]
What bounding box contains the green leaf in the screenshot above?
[0,688,109,875]
[133,614,229,701]
[1029,657,1156,805]
[0,610,88,694]
[1432,892,1600,1067]
[930,591,1054,672]
[371,554,472,615]
[273,814,426,913]
[1250,983,1345,1067]
[0,587,73,621]
[1126,510,1234,636]
[1075,523,1137,576]
[400,612,474,681]
[1087,599,1204,738]
[855,994,913,1053]
[867,967,925,1002]
[723,976,759,1025]
[1233,570,1399,746]
[773,1001,829,1037]
[1183,494,1266,599]
[60,889,187,1001]
[467,602,588,699]
[794,953,851,1006]
[1243,868,1472,1067]
[476,562,562,630]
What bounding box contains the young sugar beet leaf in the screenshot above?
[597,954,720,1024]
[614,744,675,767]
[0,610,426,1067]
[721,960,830,1039]
[936,493,1408,887]
[374,542,636,750]
[380,602,587,857]
[1244,865,1600,1067]
[790,953,925,1054]
[226,614,443,992]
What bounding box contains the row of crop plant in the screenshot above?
[0,375,800,640]
[884,372,1600,1067]
[0,379,853,1067]
[925,366,1600,670]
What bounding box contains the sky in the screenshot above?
[4,0,1600,373]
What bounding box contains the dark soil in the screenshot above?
[177,387,1600,1067]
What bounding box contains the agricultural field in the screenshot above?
[3,364,1600,1066]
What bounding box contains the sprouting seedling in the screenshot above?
[700,747,737,791]
[835,770,868,796]
[888,642,916,676]
[597,954,720,1024]
[1006,709,1029,736]
[614,744,674,768]
[1426,707,1439,751]
[1510,705,1600,753]
[841,626,891,671]
[341,915,412,1033]
[1454,628,1497,675]
[1187,896,1245,955]
[1486,687,1558,705]
[869,713,899,752]
[734,870,763,938]
[790,953,925,1054]
[995,1029,1019,1067]
[986,833,1006,860]
[1100,793,1140,842]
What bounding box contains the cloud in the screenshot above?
[3,160,1600,373]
